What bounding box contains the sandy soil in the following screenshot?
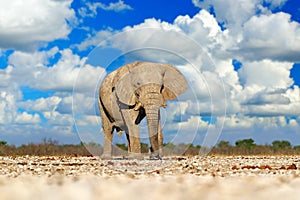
[0,155,299,200]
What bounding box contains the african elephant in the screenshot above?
[98,62,188,159]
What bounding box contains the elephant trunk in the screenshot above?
[144,105,160,156]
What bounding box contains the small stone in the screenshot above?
[232,166,239,170]
[107,161,114,166]
[287,164,297,170]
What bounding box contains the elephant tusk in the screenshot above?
[117,130,123,135]
[134,102,142,111]
[161,103,167,108]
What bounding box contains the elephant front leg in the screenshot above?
[122,109,142,159]
[148,112,162,160]
[149,135,161,160]
[127,125,142,159]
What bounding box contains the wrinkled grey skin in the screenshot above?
[98,62,188,159]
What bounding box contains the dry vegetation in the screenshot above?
[0,138,299,156]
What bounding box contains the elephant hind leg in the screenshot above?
[100,104,114,159]
[101,126,114,159]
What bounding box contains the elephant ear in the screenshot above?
[114,63,138,106]
[161,64,188,101]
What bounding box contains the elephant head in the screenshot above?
[114,62,188,156]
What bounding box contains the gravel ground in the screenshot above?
[0,155,299,200]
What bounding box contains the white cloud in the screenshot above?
[0,84,22,124]
[100,0,133,12]
[285,85,300,103]
[235,12,300,62]
[222,114,254,129]
[8,48,105,92]
[264,0,288,9]
[75,29,115,51]
[0,47,105,143]
[165,116,209,132]
[174,9,223,41]
[8,47,59,68]
[0,0,75,51]
[238,59,294,89]
[193,0,263,29]
[19,96,62,112]
[43,111,73,126]
[246,103,300,117]
[0,66,13,87]
[222,115,299,130]
[78,0,133,18]
[76,115,99,126]
[192,0,287,28]
[192,0,300,62]
[15,112,41,124]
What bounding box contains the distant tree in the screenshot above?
[0,141,7,146]
[163,142,176,149]
[235,138,256,149]
[272,140,292,149]
[217,140,231,148]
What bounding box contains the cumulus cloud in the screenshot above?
[19,96,62,112]
[223,115,300,131]
[192,0,287,28]
[15,112,41,124]
[166,116,209,131]
[43,111,73,126]
[8,48,105,92]
[246,92,291,105]
[192,0,300,63]
[0,46,105,143]
[0,0,75,51]
[0,84,22,124]
[238,60,294,89]
[234,12,300,62]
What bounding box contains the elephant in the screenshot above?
[98,61,188,159]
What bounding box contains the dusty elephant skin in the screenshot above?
[98,62,188,159]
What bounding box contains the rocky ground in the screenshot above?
[0,155,299,200]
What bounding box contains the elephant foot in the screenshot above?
[149,153,162,160]
[128,152,144,160]
[149,147,162,160]
[101,153,112,160]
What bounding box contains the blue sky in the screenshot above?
[0,0,300,147]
